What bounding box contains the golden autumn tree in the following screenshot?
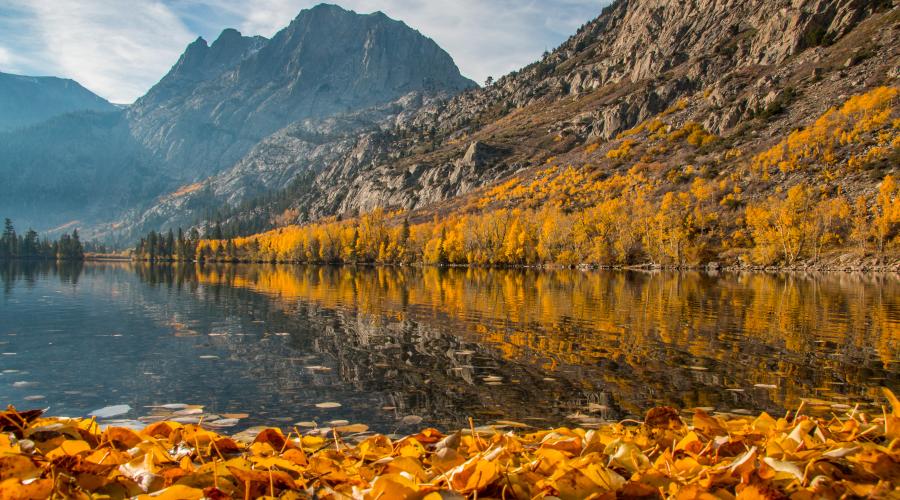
[872,174,899,255]
[849,195,871,251]
[502,213,529,265]
[745,184,813,265]
[644,191,693,265]
[536,204,576,264]
[809,195,851,262]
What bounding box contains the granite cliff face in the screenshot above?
[0,72,115,132]
[127,3,475,180]
[121,0,896,239]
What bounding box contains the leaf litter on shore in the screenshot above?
[0,388,897,498]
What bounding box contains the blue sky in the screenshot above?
[0,0,609,104]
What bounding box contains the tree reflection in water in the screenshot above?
[141,264,899,425]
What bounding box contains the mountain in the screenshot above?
[0,72,115,131]
[127,0,897,256]
[0,110,169,238]
[1,3,476,235]
[127,3,476,181]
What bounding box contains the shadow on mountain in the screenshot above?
[0,111,172,235]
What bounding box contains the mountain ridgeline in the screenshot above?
[0,3,475,238]
[0,72,115,132]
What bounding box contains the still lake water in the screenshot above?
[1,261,897,432]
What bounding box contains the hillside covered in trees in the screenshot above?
[132,0,899,270]
[136,84,899,269]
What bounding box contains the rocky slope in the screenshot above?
[116,91,449,236]
[0,72,115,132]
[122,0,896,242]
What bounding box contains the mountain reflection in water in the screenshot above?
[1,261,897,431]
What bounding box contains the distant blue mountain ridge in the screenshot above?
[0,72,116,132]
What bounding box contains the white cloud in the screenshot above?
[12,0,196,103]
[0,46,11,67]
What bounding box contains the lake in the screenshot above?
[1,261,897,433]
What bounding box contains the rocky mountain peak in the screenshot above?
[213,28,243,47]
[172,37,209,74]
[302,3,354,17]
[135,31,265,109]
[127,4,476,181]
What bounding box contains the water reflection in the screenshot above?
[1,260,84,292]
[1,263,897,431]
[147,264,899,417]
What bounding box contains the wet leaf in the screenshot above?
[45,439,91,459]
[367,473,420,499]
[448,456,498,493]
[0,408,44,434]
[400,415,424,426]
[0,455,40,481]
[645,406,683,429]
[135,484,204,500]
[0,477,53,500]
[103,426,143,449]
[883,388,900,417]
[334,423,368,434]
[762,456,803,482]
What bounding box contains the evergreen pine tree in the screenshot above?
[23,230,38,258]
[71,229,84,260]
[165,230,175,260]
[1,218,16,259]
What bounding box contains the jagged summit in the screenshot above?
[214,28,243,43]
[127,4,475,180]
[302,3,352,15]
[296,3,392,21]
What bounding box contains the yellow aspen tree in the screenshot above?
[873,175,899,255]
[810,195,851,262]
[849,195,870,251]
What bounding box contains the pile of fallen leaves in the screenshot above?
[1,391,899,499]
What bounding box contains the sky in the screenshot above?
[0,0,609,104]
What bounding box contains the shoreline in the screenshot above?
[122,257,900,274]
[84,254,132,262]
